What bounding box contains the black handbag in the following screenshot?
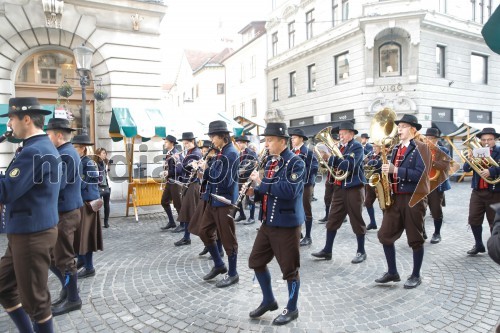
[99,186,110,196]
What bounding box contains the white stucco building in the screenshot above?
[0,0,167,198]
[266,0,500,137]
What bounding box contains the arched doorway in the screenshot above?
[15,49,95,140]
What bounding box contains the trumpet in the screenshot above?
[0,131,12,143]
[314,126,349,181]
[211,149,269,219]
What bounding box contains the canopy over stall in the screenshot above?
[233,115,266,135]
[110,107,168,221]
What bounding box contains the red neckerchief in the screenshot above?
[262,159,279,221]
[392,145,407,193]
[478,148,493,190]
[334,145,346,186]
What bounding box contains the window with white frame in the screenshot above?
[273,78,279,101]
[289,71,297,97]
[272,32,278,56]
[335,52,349,84]
[471,53,488,84]
[438,0,447,13]
[470,110,492,123]
[342,0,349,21]
[240,62,246,82]
[332,0,338,27]
[251,55,256,78]
[288,21,295,49]
[240,102,246,117]
[252,98,257,117]
[217,83,225,95]
[306,10,314,40]
[436,45,445,78]
[379,42,401,77]
[307,64,316,92]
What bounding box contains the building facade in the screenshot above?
[266,0,500,136]
[222,22,268,128]
[0,0,167,198]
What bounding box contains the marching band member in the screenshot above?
[233,135,257,224]
[0,97,60,333]
[312,122,368,264]
[160,135,183,232]
[318,129,339,224]
[424,128,452,244]
[364,143,383,230]
[247,122,305,325]
[197,121,240,288]
[289,128,318,246]
[174,132,202,246]
[45,118,83,316]
[464,127,500,255]
[375,114,428,289]
[360,133,373,156]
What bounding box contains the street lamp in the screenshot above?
[73,45,93,135]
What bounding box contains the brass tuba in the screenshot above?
[314,126,349,181]
[369,108,399,210]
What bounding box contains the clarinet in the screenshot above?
[211,149,269,219]
[199,145,219,195]
[0,131,13,144]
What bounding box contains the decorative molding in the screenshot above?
[367,92,417,115]
[282,5,298,19]
[300,0,315,9]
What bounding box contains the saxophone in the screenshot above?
[368,108,398,210]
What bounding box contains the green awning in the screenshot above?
[110,107,167,142]
[0,104,54,142]
[482,5,500,54]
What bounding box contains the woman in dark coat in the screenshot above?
[95,148,111,228]
[72,134,103,278]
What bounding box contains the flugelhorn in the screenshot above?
[0,131,13,143]
[314,126,349,181]
[446,134,500,185]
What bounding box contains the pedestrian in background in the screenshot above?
[72,134,103,279]
[95,148,111,228]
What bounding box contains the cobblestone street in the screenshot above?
[1,180,500,333]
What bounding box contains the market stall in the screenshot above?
[109,107,167,221]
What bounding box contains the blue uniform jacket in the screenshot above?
[239,147,258,180]
[202,143,239,207]
[433,145,451,192]
[80,155,100,201]
[176,147,202,183]
[58,142,84,212]
[463,145,500,192]
[390,139,425,193]
[254,148,305,227]
[363,143,374,156]
[165,147,183,181]
[1,134,61,234]
[328,139,366,188]
[295,144,318,186]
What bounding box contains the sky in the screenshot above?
[161,0,271,50]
